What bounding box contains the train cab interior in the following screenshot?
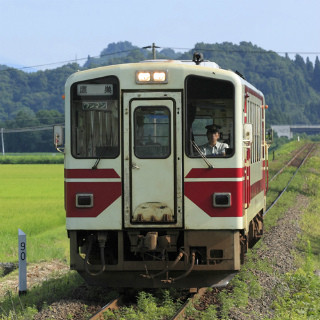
[185,75,235,158]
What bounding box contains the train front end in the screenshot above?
[64,59,265,288]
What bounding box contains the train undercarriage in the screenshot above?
[69,212,263,288]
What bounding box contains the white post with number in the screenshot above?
[18,229,27,295]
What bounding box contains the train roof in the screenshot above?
[141,59,220,69]
[67,59,263,98]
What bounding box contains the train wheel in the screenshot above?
[248,211,264,248]
[240,233,248,264]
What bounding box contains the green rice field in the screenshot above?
[0,140,309,265]
[0,164,67,263]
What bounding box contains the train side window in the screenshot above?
[185,75,235,158]
[247,101,262,164]
[134,106,171,159]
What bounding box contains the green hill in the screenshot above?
[1,41,320,152]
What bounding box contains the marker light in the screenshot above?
[136,70,168,84]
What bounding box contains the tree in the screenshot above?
[1,41,320,151]
[312,56,320,92]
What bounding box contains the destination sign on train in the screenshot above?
[82,102,108,111]
[77,84,113,96]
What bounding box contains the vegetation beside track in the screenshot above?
[1,140,320,319]
[182,140,320,319]
[271,145,320,319]
[0,153,64,164]
[0,271,81,319]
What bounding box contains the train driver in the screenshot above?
[201,124,229,156]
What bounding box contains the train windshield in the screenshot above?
[134,106,171,159]
[70,76,119,158]
[185,75,235,158]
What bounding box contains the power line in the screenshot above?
[0,124,64,155]
[0,48,143,72]
[1,116,64,124]
[170,47,320,55]
[1,45,320,73]
[2,124,63,133]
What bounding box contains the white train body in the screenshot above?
[64,59,267,288]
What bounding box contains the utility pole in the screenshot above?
[143,43,160,59]
[1,128,4,156]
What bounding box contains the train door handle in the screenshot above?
[132,163,140,169]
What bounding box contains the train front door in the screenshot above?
[123,92,183,228]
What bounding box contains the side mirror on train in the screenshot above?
[243,123,253,143]
[53,125,64,153]
[266,128,273,143]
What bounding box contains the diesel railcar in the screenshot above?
[61,55,268,288]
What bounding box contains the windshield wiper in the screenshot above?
[191,140,213,169]
[92,148,105,170]
[92,157,101,170]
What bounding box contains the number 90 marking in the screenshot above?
[20,242,26,261]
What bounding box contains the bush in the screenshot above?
[0,154,64,164]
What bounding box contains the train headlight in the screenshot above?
[76,193,93,208]
[137,72,151,82]
[153,71,166,82]
[213,193,231,208]
[136,70,168,84]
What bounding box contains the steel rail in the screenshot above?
[269,143,310,183]
[170,288,207,320]
[170,273,236,320]
[89,295,124,320]
[90,144,315,320]
[170,144,315,319]
[264,143,315,217]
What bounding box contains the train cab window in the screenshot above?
[70,76,119,158]
[134,107,171,158]
[185,76,235,158]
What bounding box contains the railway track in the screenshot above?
[265,142,315,216]
[170,288,207,320]
[89,143,316,320]
[268,143,311,183]
[89,295,124,320]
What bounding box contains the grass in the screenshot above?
[0,164,67,263]
[298,147,320,268]
[251,142,320,319]
[265,139,312,231]
[271,243,320,320]
[0,271,84,320]
[1,141,320,319]
[262,142,320,319]
[102,290,182,320]
[184,139,320,319]
[268,139,306,179]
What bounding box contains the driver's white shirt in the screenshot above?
[201,141,229,156]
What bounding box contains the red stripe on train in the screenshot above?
[65,181,122,217]
[65,169,120,179]
[185,168,244,179]
[184,181,243,217]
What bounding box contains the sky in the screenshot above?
[1,0,320,71]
